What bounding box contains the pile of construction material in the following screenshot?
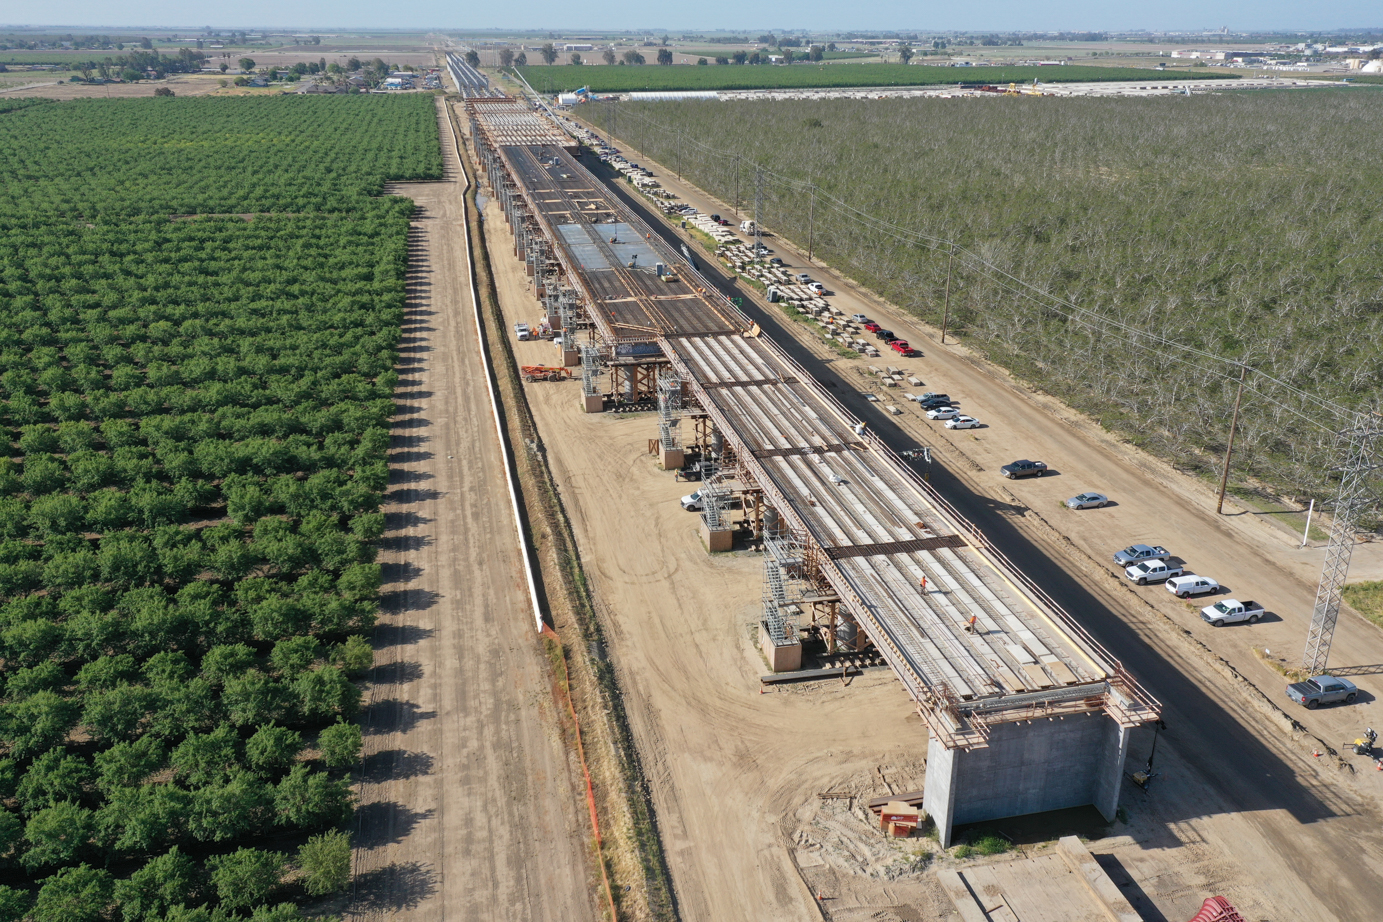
[687,214,738,244]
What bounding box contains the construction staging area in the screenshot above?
[466,95,1160,845]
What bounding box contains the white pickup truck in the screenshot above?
[1200,599,1266,627]
[1113,544,1171,567]
[1125,560,1184,585]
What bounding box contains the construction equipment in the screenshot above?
[520,365,572,383]
[1344,727,1377,757]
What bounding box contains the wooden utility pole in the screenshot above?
[733,155,740,219]
[940,244,955,344]
[1216,364,1248,515]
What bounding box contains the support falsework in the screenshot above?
[761,531,805,672]
[470,94,1161,841]
[656,372,683,471]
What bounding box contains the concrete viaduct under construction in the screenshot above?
[465,95,1161,846]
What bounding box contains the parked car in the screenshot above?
[851,313,869,323]
[710,214,722,223]
[926,406,961,420]
[863,321,882,333]
[796,273,812,284]
[1287,675,1357,709]
[1200,598,1265,627]
[890,340,914,356]
[875,329,895,341]
[1113,544,1170,567]
[1001,459,1047,479]
[514,322,531,341]
[1125,560,1183,585]
[1065,492,1108,510]
[918,398,955,412]
[945,415,981,430]
[809,282,825,294]
[768,257,784,266]
[1166,575,1221,599]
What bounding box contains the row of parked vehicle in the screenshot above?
[1111,543,1265,624]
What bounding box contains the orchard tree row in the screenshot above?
[606,93,1383,508]
[0,94,440,920]
[0,95,440,219]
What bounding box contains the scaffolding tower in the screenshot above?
[581,343,602,397]
[657,372,682,454]
[699,474,727,531]
[762,531,805,645]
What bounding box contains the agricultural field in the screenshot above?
[518,62,1235,93]
[0,94,439,919]
[601,90,1383,507]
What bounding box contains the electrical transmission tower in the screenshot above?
[1302,422,1381,674]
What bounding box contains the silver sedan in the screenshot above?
[1066,492,1109,510]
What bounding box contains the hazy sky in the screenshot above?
[10,1,1379,33]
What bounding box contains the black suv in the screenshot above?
[875,329,895,341]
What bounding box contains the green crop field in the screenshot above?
[518,62,1236,93]
[0,94,439,918]
[597,92,1383,510]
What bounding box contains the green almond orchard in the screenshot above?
[0,93,441,920]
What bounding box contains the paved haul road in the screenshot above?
[586,155,1383,918]
[348,100,595,922]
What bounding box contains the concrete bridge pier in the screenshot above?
[923,713,1131,847]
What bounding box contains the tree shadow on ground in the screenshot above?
[378,532,432,552]
[387,468,434,487]
[380,560,423,585]
[373,622,436,647]
[384,487,443,505]
[377,587,441,614]
[384,509,432,530]
[352,802,436,849]
[386,449,433,465]
[359,749,435,784]
[349,861,438,915]
[368,659,424,685]
[361,699,436,737]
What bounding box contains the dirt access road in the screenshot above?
[347,100,595,922]
[557,125,1383,919]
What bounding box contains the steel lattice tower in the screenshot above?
[1302,423,1379,674]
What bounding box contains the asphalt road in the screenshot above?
[586,154,1383,918]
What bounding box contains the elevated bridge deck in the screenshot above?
[467,98,1158,748]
